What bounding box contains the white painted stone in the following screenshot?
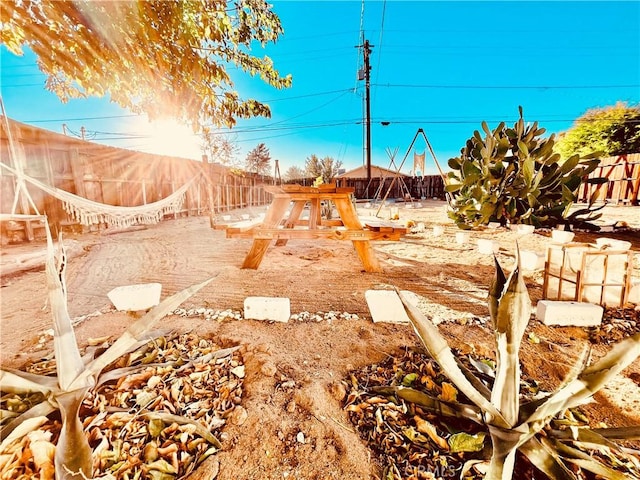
[222,215,232,222]
[456,232,470,245]
[477,239,499,254]
[244,297,290,322]
[551,230,575,244]
[511,224,535,235]
[520,250,545,272]
[107,283,162,311]
[432,225,445,237]
[365,290,410,324]
[536,300,603,327]
[241,214,251,220]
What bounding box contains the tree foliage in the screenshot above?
[304,154,343,184]
[284,165,306,181]
[201,132,241,167]
[555,102,640,160]
[0,0,292,130]
[245,142,271,175]
[446,107,606,230]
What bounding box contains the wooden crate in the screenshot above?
[542,243,634,307]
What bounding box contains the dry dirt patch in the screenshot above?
[1,200,639,479]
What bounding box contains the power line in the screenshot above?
[372,83,640,90]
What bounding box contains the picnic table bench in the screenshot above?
[222,184,407,272]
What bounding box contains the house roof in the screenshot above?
[336,164,410,179]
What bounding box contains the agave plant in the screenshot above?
[0,223,214,479]
[446,107,607,230]
[377,251,640,479]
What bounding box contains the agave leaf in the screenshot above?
[491,251,531,427]
[72,276,215,390]
[525,333,640,425]
[488,256,507,329]
[486,424,525,480]
[518,436,577,480]
[519,344,591,422]
[552,439,633,480]
[548,426,636,454]
[54,388,92,480]
[0,368,58,394]
[45,226,86,391]
[0,400,57,440]
[371,385,484,424]
[0,415,49,454]
[398,289,508,428]
[592,426,640,441]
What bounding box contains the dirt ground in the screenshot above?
[1,199,640,479]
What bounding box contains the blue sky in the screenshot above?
[1,1,639,176]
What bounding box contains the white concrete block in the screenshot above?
[244,297,290,322]
[456,232,470,245]
[108,283,162,311]
[477,239,499,254]
[536,300,603,327]
[551,230,575,244]
[365,290,410,324]
[520,250,545,272]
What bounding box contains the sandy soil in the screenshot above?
[1,199,639,479]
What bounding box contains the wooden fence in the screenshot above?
[0,118,273,242]
[336,175,445,200]
[578,153,640,205]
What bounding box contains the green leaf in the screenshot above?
[448,432,486,452]
[402,373,418,386]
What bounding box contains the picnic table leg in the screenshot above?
[275,200,305,247]
[241,196,290,269]
[333,197,383,273]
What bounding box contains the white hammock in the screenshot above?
[1,161,198,228]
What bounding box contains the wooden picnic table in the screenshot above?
[224,184,407,272]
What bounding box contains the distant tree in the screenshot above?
[201,132,241,167]
[304,155,343,183]
[555,102,640,159]
[284,165,306,181]
[1,1,292,130]
[246,143,271,175]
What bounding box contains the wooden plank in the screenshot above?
[275,200,306,246]
[227,228,403,241]
[241,196,290,269]
[224,218,263,235]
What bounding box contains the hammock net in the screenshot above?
[1,161,197,228]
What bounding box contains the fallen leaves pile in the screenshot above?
[344,347,640,480]
[344,348,489,479]
[0,332,244,479]
[589,307,640,344]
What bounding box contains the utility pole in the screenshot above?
[357,39,373,193]
[363,40,372,187]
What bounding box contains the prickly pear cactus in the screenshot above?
[446,107,606,230]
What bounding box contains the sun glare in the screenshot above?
[132,118,202,160]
